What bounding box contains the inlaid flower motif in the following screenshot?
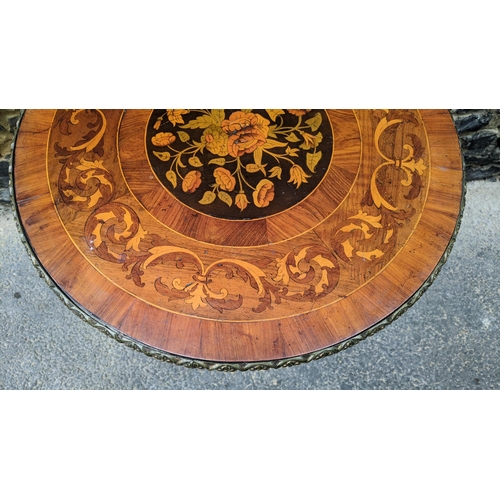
[201,126,228,156]
[235,192,249,211]
[148,109,329,216]
[222,111,270,158]
[167,109,189,126]
[288,164,310,188]
[300,131,321,150]
[152,132,176,147]
[253,179,275,208]
[182,170,202,193]
[153,118,162,130]
[287,109,311,116]
[213,167,236,192]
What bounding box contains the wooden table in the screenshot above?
[12,110,464,370]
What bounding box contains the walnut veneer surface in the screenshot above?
[12,110,463,369]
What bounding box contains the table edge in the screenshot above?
[9,110,466,371]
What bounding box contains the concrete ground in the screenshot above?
[0,180,499,389]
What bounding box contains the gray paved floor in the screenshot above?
[0,180,499,389]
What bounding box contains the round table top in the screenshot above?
[12,109,464,370]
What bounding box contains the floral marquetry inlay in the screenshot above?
[146,109,333,219]
[13,109,464,368]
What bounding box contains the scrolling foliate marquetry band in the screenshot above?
[54,110,114,211]
[332,111,429,270]
[51,110,428,319]
[83,202,340,314]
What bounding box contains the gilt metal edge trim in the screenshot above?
[9,110,467,372]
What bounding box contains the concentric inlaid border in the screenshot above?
[10,110,465,370]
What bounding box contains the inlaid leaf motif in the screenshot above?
[263,139,288,149]
[349,210,383,228]
[199,191,216,205]
[210,109,225,126]
[188,157,203,167]
[285,132,300,142]
[178,131,190,143]
[246,163,267,174]
[305,112,322,131]
[185,284,207,310]
[218,191,233,207]
[404,158,427,175]
[266,109,284,121]
[125,224,147,252]
[180,115,214,129]
[209,158,226,166]
[306,151,322,173]
[166,170,177,188]
[153,151,171,161]
[254,147,263,166]
[274,255,290,285]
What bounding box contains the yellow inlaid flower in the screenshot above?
[253,179,275,208]
[167,109,189,126]
[288,164,310,188]
[182,170,202,193]
[300,131,322,150]
[269,166,282,179]
[213,167,236,192]
[152,132,176,147]
[222,111,270,158]
[235,193,249,211]
[287,109,311,116]
[201,126,228,156]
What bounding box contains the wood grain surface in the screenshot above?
[13,109,463,366]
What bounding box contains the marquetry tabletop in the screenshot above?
[12,109,464,370]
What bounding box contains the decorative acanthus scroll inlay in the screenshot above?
[51,110,430,319]
[83,201,339,314]
[54,109,114,211]
[371,116,428,212]
[146,243,339,314]
[331,112,429,268]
